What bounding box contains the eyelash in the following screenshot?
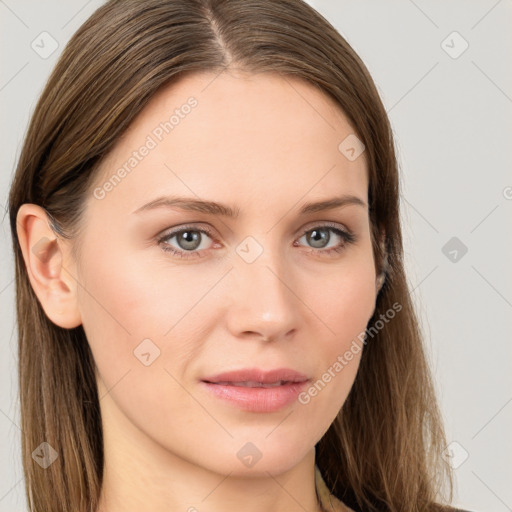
[156,222,356,260]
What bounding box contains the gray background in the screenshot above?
[1,1,511,511]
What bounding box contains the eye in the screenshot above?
[157,225,216,259]
[295,223,356,257]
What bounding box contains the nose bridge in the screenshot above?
[227,233,299,338]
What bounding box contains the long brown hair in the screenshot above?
[8,1,454,511]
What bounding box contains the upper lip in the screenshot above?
[202,367,310,384]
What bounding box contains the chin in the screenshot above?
[195,435,312,477]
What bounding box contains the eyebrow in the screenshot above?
[132,194,367,217]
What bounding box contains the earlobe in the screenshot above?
[16,204,82,329]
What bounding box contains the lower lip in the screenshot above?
[200,381,309,413]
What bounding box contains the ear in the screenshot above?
[375,230,388,295]
[16,204,82,329]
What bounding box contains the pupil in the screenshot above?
[179,231,200,250]
[308,228,329,248]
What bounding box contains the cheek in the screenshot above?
[76,243,164,385]
[76,245,198,436]
[305,254,377,346]
[296,256,376,425]
[76,240,219,389]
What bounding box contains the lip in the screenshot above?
[202,367,309,384]
[200,367,310,413]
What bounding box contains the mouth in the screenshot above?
[200,368,310,413]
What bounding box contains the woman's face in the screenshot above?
[74,70,377,475]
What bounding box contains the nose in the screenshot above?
[225,238,301,343]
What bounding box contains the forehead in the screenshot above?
[87,70,368,219]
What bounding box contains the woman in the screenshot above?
[8,1,472,511]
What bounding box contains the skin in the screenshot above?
[17,69,381,512]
